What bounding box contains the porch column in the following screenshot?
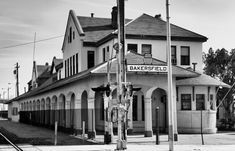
[65,99,71,129]
[88,97,96,139]
[127,97,133,134]
[144,97,153,137]
[173,92,178,141]
[74,98,82,135]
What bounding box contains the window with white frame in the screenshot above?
[141,44,152,55]
[181,94,191,110]
[87,51,95,69]
[171,46,177,65]
[196,94,205,110]
[181,46,190,65]
[127,44,138,53]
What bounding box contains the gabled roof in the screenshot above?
[77,13,207,46]
[51,57,63,73]
[37,65,50,78]
[176,74,230,88]
[27,64,51,84]
[61,10,85,51]
[124,14,207,41]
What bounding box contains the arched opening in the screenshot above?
[70,93,75,129]
[95,91,104,132]
[23,102,26,111]
[29,101,32,111]
[132,91,145,132]
[81,91,88,132]
[36,100,40,125]
[52,96,58,126]
[45,97,51,127]
[26,102,29,111]
[151,88,167,133]
[41,99,45,125]
[59,94,66,129]
[33,101,36,111]
[29,101,32,124]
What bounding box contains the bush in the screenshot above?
[218,118,235,130]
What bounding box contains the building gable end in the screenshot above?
[62,10,85,52]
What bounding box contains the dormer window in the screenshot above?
[103,46,110,62]
[127,44,138,53]
[141,44,152,55]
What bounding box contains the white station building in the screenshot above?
[7,7,229,138]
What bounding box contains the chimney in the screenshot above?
[192,62,197,71]
[91,13,94,18]
[155,14,161,19]
[111,6,118,28]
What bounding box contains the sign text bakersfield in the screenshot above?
[127,65,168,72]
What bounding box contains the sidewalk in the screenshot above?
[1,120,235,150]
[1,144,235,151]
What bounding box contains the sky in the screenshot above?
[0,0,235,98]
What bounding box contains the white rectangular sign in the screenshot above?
[127,65,168,72]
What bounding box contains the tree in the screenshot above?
[203,48,235,127]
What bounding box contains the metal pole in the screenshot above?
[201,109,204,145]
[54,121,58,145]
[166,0,174,150]
[156,107,160,145]
[82,121,85,139]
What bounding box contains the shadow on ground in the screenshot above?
[0,126,100,146]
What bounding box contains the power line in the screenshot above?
[0,35,64,50]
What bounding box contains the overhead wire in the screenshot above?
[0,35,64,50]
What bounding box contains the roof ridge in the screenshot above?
[78,15,111,20]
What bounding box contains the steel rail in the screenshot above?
[0,132,23,151]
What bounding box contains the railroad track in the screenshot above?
[0,132,23,151]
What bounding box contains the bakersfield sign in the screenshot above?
[127,65,168,73]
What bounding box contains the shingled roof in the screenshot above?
[7,52,200,103]
[78,13,207,46]
[124,14,207,41]
[78,16,131,45]
[176,74,230,88]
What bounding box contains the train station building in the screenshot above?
[6,7,229,138]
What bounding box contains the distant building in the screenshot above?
[0,99,8,111]
[0,99,8,119]
[7,6,229,138]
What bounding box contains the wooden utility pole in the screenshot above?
[116,0,126,150]
[15,62,20,97]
